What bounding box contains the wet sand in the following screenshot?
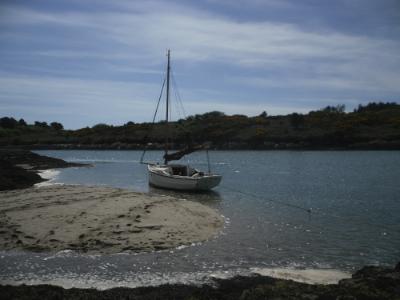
[0,185,223,254]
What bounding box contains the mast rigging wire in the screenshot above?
[140,76,166,164]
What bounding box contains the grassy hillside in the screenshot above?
[1,102,399,150]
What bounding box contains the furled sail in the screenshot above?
[163,144,204,162]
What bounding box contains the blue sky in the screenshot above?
[0,0,399,129]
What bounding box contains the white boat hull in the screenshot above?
[148,164,221,191]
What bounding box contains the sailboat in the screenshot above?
[141,50,222,191]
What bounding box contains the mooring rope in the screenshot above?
[220,185,312,214]
[220,185,398,234]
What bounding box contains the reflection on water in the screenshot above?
[148,185,222,206]
[1,150,399,288]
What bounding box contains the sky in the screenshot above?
[0,0,399,129]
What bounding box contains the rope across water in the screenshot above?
[220,185,398,234]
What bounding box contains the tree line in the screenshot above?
[1,102,399,150]
[0,117,63,131]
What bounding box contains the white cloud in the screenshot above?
[205,0,294,9]
[234,71,400,94]
[4,1,399,68]
[0,73,313,128]
[0,1,399,127]
[0,74,163,127]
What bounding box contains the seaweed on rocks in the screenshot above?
[0,263,399,300]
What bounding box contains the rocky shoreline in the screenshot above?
[1,263,399,300]
[0,149,87,190]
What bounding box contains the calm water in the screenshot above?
[1,150,399,288]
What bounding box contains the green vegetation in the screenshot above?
[1,102,400,150]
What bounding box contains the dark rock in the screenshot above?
[128,228,143,233]
[0,149,88,191]
[1,262,398,300]
[0,149,87,170]
[0,159,43,191]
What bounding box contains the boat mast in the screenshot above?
[164,49,171,165]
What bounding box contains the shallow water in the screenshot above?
[1,150,399,288]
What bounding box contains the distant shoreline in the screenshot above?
[2,142,400,151]
[2,102,400,151]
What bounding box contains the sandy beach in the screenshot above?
[0,185,223,254]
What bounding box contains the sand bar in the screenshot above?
[0,185,223,254]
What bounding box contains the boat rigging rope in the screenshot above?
[171,70,187,118]
[140,77,166,164]
[152,77,166,123]
[170,69,198,149]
